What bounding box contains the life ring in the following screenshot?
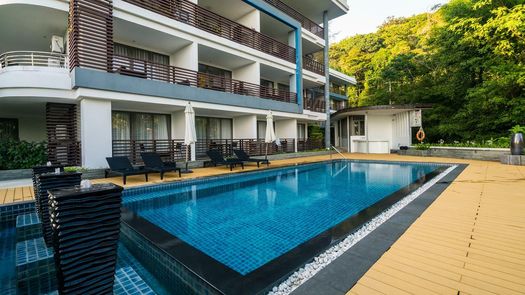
[416,128,426,142]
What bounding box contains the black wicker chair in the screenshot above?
[141,152,182,179]
[233,149,269,168]
[105,156,150,185]
[206,149,244,171]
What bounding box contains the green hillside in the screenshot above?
[330,0,525,142]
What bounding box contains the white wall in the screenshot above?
[366,115,393,153]
[169,43,198,71]
[275,118,297,151]
[232,62,260,84]
[233,115,257,139]
[236,9,260,32]
[80,98,112,168]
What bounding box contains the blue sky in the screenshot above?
[330,0,449,42]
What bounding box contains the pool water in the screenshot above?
[124,161,442,275]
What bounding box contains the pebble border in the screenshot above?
[268,165,458,295]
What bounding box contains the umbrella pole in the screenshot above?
[182,144,193,173]
[265,142,268,161]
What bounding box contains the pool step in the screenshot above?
[16,213,42,242]
[16,238,55,286]
[114,265,156,295]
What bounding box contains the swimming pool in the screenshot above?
[122,160,448,294]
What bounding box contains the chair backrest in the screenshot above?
[233,149,249,160]
[106,156,134,171]
[206,149,225,163]
[141,152,164,168]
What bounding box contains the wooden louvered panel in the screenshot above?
[69,0,113,72]
[46,103,81,166]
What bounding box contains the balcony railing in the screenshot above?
[123,0,295,63]
[297,138,324,152]
[112,55,297,103]
[0,51,68,69]
[303,97,326,113]
[113,138,296,163]
[112,139,190,165]
[262,0,324,38]
[303,56,325,75]
[195,138,296,159]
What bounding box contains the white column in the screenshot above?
[233,115,257,139]
[233,62,260,84]
[170,42,198,71]
[275,119,298,152]
[171,110,195,161]
[80,98,112,169]
[236,9,260,32]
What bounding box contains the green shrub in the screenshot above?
[414,143,431,150]
[0,140,47,170]
[433,137,509,148]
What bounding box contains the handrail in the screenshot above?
[112,54,297,103]
[122,0,296,63]
[262,0,324,38]
[329,145,348,160]
[0,51,68,69]
[303,56,325,75]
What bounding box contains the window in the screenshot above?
[195,117,232,140]
[351,116,365,136]
[0,118,19,141]
[114,43,169,65]
[260,79,274,89]
[198,64,232,78]
[278,83,290,92]
[112,112,170,140]
[297,123,306,140]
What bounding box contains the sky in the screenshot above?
[330,0,449,43]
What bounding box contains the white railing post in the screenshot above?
[31,52,34,66]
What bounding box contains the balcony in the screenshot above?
[262,0,324,38]
[303,56,324,75]
[122,0,295,63]
[112,55,297,103]
[0,51,67,69]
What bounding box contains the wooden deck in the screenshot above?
[1,154,524,294]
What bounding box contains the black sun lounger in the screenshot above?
[105,156,150,185]
[141,152,182,179]
[233,149,270,168]
[206,149,244,171]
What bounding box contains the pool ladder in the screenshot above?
[329,145,348,161]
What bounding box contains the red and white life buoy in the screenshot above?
[416,128,426,142]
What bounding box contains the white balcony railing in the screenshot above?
[0,51,68,69]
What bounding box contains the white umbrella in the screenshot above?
[265,110,276,160]
[183,102,197,173]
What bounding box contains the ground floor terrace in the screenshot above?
[0,99,326,169]
[0,153,523,294]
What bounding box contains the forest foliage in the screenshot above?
[330,0,525,142]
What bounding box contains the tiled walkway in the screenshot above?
[1,154,524,294]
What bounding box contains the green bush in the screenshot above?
[433,137,509,148]
[0,140,47,170]
[414,143,431,150]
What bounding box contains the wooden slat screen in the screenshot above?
[46,103,81,166]
[69,0,113,71]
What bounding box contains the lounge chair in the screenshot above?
[105,156,150,185]
[206,149,244,171]
[233,149,270,168]
[141,152,182,179]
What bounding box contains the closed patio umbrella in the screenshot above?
[265,110,276,160]
[183,102,197,173]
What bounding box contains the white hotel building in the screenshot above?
[0,0,355,168]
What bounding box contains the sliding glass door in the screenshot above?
[112,111,170,141]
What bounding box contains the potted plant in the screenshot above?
[510,125,525,155]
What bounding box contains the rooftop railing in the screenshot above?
[0,51,68,69]
[123,0,295,63]
[262,0,324,38]
[113,54,297,103]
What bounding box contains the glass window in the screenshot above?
[257,121,266,139]
[195,117,233,140]
[0,118,19,141]
[278,83,290,92]
[352,116,365,136]
[114,43,169,65]
[112,112,170,140]
[198,64,232,79]
[260,79,274,88]
[297,123,306,139]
